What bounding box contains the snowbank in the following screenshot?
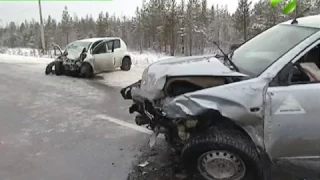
[0,47,173,88]
[0,47,55,58]
[0,54,53,65]
[130,51,173,68]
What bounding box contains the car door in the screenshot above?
[112,39,123,67]
[92,41,114,72]
[265,40,320,175]
[106,40,117,69]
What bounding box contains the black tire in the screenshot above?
[181,129,264,180]
[80,63,94,78]
[45,61,55,75]
[55,61,64,76]
[121,57,131,71]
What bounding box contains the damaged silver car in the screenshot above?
[121,15,320,180]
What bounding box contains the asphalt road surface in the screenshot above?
[0,61,304,180]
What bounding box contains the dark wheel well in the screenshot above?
[196,112,262,151]
[166,80,202,97]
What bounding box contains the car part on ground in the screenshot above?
[45,37,132,78]
[121,15,320,180]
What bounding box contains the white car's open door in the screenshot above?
[91,41,114,72]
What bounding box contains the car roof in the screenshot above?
[281,14,320,29]
[76,37,121,43]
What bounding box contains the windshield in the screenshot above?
[231,24,319,77]
[64,41,92,53]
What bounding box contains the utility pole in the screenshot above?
[38,0,46,54]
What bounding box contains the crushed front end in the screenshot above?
[121,80,186,149]
[46,43,88,76]
[120,55,270,152]
[62,56,85,72]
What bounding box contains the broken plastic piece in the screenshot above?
[148,131,159,148]
[138,161,149,167]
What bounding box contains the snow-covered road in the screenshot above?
[0,52,183,180]
[0,57,151,180]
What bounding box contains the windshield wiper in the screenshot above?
[213,41,240,72]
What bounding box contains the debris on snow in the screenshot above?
[138,161,149,167]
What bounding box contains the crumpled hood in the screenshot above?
[136,55,248,100]
[143,54,247,77]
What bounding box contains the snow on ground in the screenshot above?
[0,48,173,88]
[100,51,173,87]
[0,54,52,64]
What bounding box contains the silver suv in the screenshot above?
[121,15,320,180]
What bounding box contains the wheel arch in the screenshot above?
[82,60,95,74]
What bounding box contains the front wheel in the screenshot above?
[79,63,94,78]
[45,61,56,75]
[55,61,64,76]
[181,129,264,180]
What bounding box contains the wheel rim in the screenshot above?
[197,150,246,180]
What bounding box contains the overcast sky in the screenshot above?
[0,0,258,26]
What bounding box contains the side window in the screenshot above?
[94,42,107,54]
[271,44,320,86]
[91,40,102,50]
[114,39,120,49]
[107,41,113,50]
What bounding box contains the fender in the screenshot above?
[121,52,132,64]
[162,77,271,150]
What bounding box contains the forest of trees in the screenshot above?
[1,0,320,56]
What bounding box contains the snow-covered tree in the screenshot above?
[61,6,72,44]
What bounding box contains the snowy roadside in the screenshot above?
[0,49,173,88]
